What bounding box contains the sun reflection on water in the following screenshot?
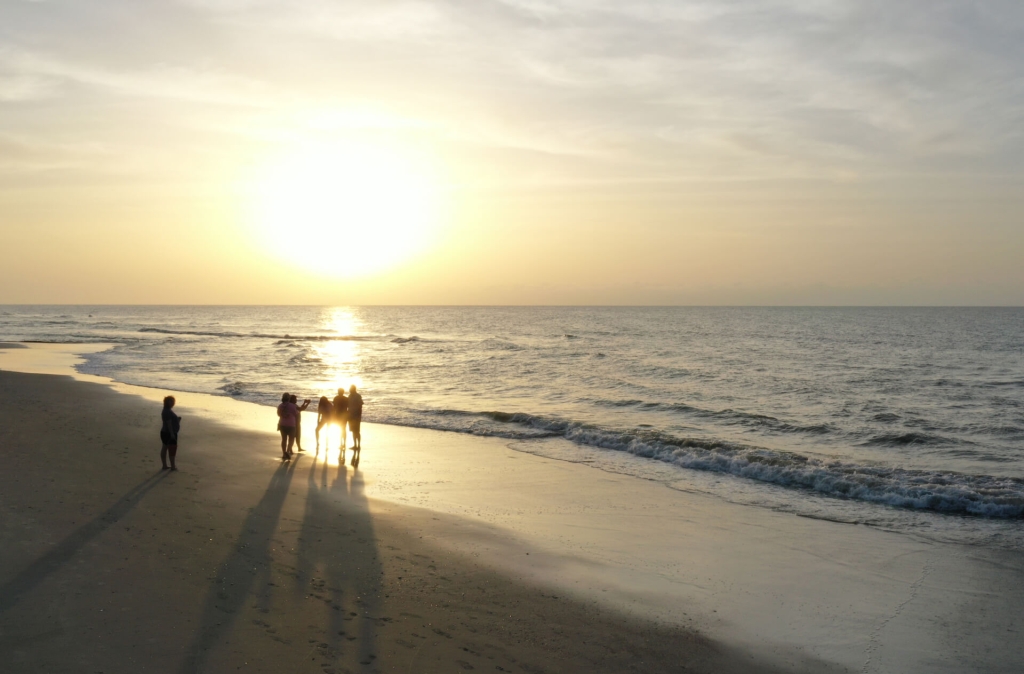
[302,307,365,466]
[312,307,364,391]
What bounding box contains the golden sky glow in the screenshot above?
[1,1,1023,304]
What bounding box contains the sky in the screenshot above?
[1,0,1023,305]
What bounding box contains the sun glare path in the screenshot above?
[250,140,440,279]
[312,308,364,391]
[302,307,365,464]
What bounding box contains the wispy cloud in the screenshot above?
[2,0,1023,185]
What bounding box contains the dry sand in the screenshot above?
[0,368,828,674]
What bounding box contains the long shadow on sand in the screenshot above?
[0,470,169,615]
[178,451,383,673]
[177,459,299,674]
[294,450,383,671]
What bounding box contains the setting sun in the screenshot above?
[248,140,441,278]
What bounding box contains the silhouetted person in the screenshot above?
[332,388,349,459]
[277,392,299,459]
[160,396,181,471]
[290,394,311,452]
[315,395,333,453]
[348,384,364,457]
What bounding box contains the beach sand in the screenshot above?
[1,344,1022,673]
[0,367,830,674]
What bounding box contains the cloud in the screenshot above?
[0,72,58,101]
[1,0,1023,185]
[0,47,274,107]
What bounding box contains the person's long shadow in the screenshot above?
[177,459,298,674]
[0,470,169,615]
[294,451,382,671]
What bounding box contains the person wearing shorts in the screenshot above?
[277,392,298,459]
[160,396,181,471]
[347,384,364,454]
[290,394,310,452]
[332,388,349,456]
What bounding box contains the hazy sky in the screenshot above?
[1,0,1023,304]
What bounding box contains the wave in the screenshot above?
[20,337,129,345]
[591,398,836,435]
[218,381,246,396]
[378,408,1024,518]
[137,327,382,342]
[139,327,242,337]
[479,338,523,351]
[862,432,960,447]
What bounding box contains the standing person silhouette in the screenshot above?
[332,388,349,459]
[160,396,181,471]
[290,394,311,452]
[277,393,298,459]
[348,385,364,460]
[314,395,333,453]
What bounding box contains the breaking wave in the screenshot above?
[218,381,247,396]
[372,408,1024,518]
[591,398,837,435]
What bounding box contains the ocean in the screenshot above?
[3,305,1023,547]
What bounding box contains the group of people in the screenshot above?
[277,384,364,462]
[156,385,366,471]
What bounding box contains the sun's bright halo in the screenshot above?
[250,140,440,278]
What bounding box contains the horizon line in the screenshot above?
[2,304,1023,309]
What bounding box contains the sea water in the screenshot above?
[3,306,1023,547]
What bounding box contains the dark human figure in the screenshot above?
[277,392,299,459]
[290,394,311,452]
[332,388,349,460]
[348,385,364,459]
[315,395,333,453]
[160,396,181,471]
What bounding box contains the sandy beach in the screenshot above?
[2,344,1023,673]
[4,0,1022,666]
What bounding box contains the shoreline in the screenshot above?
[0,367,831,674]
[2,343,1023,672]
[6,339,1022,532]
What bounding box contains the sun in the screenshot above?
[249,140,441,278]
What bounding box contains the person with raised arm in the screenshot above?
[290,394,311,452]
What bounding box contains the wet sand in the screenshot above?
[0,368,831,674]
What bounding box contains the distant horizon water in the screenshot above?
[4,303,1024,307]
[3,305,1023,549]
